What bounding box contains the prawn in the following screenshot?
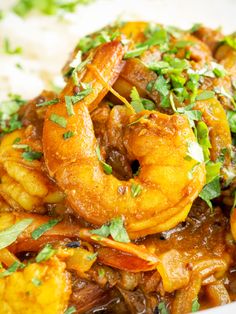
[43,40,206,239]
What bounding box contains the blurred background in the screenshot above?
[0,0,235,100]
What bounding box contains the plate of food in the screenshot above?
[0,1,235,313]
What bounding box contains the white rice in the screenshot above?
[0,0,235,101]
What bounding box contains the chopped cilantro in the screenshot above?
[64,306,77,314]
[31,219,60,240]
[96,146,112,175]
[36,244,56,263]
[196,121,211,162]
[214,86,236,108]
[124,46,148,59]
[31,277,42,286]
[154,75,169,97]
[0,218,33,250]
[191,298,200,312]
[221,35,236,51]
[130,87,145,113]
[65,96,75,116]
[131,182,142,198]
[186,141,204,163]
[70,84,92,104]
[205,161,221,184]
[91,216,130,243]
[142,98,156,110]
[63,131,74,139]
[157,301,169,314]
[227,110,236,133]
[175,40,195,48]
[0,261,25,279]
[36,98,59,107]
[196,90,215,101]
[98,267,105,278]
[199,176,221,208]
[86,252,98,261]
[211,62,227,78]
[13,0,94,17]
[22,151,43,161]
[190,23,202,33]
[49,113,67,128]
[3,38,22,55]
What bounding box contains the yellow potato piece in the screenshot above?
[0,257,71,314]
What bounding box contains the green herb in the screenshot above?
[130,87,144,113]
[36,244,56,263]
[205,161,221,184]
[96,146,112,175]
[0,219,33,250]
[211,62,227,78]
[186,141,204,163]
[199,176,221,208]
[13,137,21,144]
[22,151,43,161]
[175,40,195,48]
[91,216,130,243]
[13,0,94,17]
[98,268,105,278]
[3,38,22,55]
[64,306,77,314]
[196,121,211,162]
[12,143,29,150]
[31,219,60,240]
[50,113,67,128]
[227,110,236,133]
[86,252,98,261]
[128,114,148,126]
[196,90,215,101]
[170,100,202,128]
[63,131,74,139]
[31,277,42,286]
[154,75,169,97]
[70,84,92,104]
[109,217,130,243]
[142,99,156,110]
[190,23,202,33]
[214,86,236,108]
[131,183,142,198]
[124,46,148,59]
[157,301,169,314]
[36,98,59,107]
[0,261,25,279]
[65,96,75,116]
[191,298,200,312]
[221,35,236,51]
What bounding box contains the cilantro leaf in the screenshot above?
[196,121,211,162]
[191,298,200,312]
[227,110,236,133]
[130,87,145,113]
[157,301,169,314]
[109,217,130,243]
[96,146,112,175]
[0,261,25,279]
[31,219,60,240]
[36,244,56,263]
[199,176,221,208]
[196,90,215,101]
[0,219,33,250]
[154,75,169,97]
[186,141,204,163]
[64,306,77,314]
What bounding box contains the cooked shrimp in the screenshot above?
[43,40,205,239]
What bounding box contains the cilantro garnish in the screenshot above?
[157,301,169,314]
[49,113,67,128]
[3,38,22,55]
[0,218,33,250]
[131,182,142,198]
[227,110,236,133]
[96,145,112,175]
[130,87,145,113]
[91,216,130,243]
[31,219,60,240]
[124,46,148,59]
[36,98,59,107]
[65,96,75,116]
[22,151,43,161]
[191,298,200,312]
[63,131,74,139]
[199,176,221,209]
[36,244,56,263]
[64,306,77,314]
[186,141,204,163]
[196,90,215,101]
[0,261,25,279]
[31,277,42,286]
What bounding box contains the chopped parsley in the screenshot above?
[49,113,67,128]
[63,131,74,139]
[36,244,56,263]
[199,176,221,209]
[124,46,148,59]
[0,218,33,250]
[191,298,200,312]
[196,121,211,162]
[221,35,236,51]
[0,261,25,279]
[36,98,59,107]
[131,182,142,198]
[91,216,130,243]
[96,145,112,175]
[70,84,92,104]
[227,110,236,133]
[31,219,60,240]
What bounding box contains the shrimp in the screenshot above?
[43,40,205,239]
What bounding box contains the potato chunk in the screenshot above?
[0,257,71,314]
